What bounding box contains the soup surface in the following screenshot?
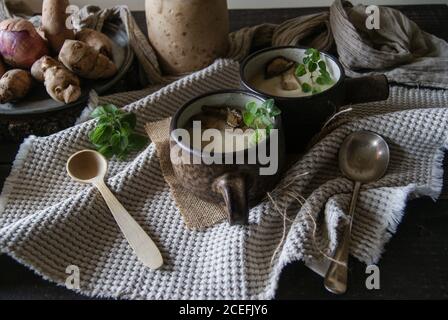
[248,54,337,98]
[184,106,262,153]
[249,70,335,98]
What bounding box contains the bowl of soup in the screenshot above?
[170,90,285,225]
[241,46,389,152]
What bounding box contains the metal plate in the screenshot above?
[0,24,134,116]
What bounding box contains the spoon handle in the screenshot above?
[324,181,361,294]
[94,180,164,270]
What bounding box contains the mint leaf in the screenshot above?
[311,50,320,62]
[91,106,106,119]
[305,48,314,55]
[246,101,258,114]
[271,106,281,116]
[318,60,327,72]
[88,104,147,160]
[295,64,306,77]
[243,111,255,126]
[262,99,275,112]
[312,87,321,95]
[301,83,312,93]
[308,62,317,73]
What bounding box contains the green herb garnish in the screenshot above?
[243,99,281,144]
[89,104,148,160]
[295,48,334,94]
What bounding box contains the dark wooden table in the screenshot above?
[1,5,448,300]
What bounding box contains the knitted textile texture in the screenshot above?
[1,60,448,299]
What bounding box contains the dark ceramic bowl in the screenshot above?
[240,46,389,152]
[170,90,285,225]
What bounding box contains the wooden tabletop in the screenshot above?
[1,4,448,300]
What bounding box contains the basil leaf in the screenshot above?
[90,124,113,145]
[119,134,129,152]
[98,145,114,159]
[110,132,121,148]
[103,104,119,114]
[128,134,148,151]
[120,112,137,129]
[120,122,132,137]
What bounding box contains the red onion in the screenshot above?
[0,18,49,69]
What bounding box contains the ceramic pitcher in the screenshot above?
[145,0,230,75]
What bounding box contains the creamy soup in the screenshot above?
[248,54,337,98]
[184,106,266,153]
[250,70,335,98]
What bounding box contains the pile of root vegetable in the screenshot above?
[0,0,117,105]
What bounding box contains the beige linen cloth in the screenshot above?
[0,0,448,300]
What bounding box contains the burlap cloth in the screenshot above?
[145,118,227,229]
[0,1,448,300]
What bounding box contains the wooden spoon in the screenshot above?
[66,149,163,270]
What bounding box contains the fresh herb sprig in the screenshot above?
[295,48,334,94]
[89,104,148,160]
[243,99,281,144]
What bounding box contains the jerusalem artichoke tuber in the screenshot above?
[59,40,117,80]
[41,0,75,53]
[31,56,81,104]
[0,69,33,103]
[75,29,113,58]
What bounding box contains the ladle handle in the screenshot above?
[324,181,361,294]
[94,180,163,270]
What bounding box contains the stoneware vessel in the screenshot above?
[170,90,285,225]
[145,0,229,75]
[240,46,390,152]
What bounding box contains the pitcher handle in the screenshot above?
[343,75,389,105]
[215,173,249,225]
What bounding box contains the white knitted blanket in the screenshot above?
[1,60,448,299]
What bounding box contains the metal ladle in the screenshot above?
[66,150,163,270]
[324,131,390,294]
